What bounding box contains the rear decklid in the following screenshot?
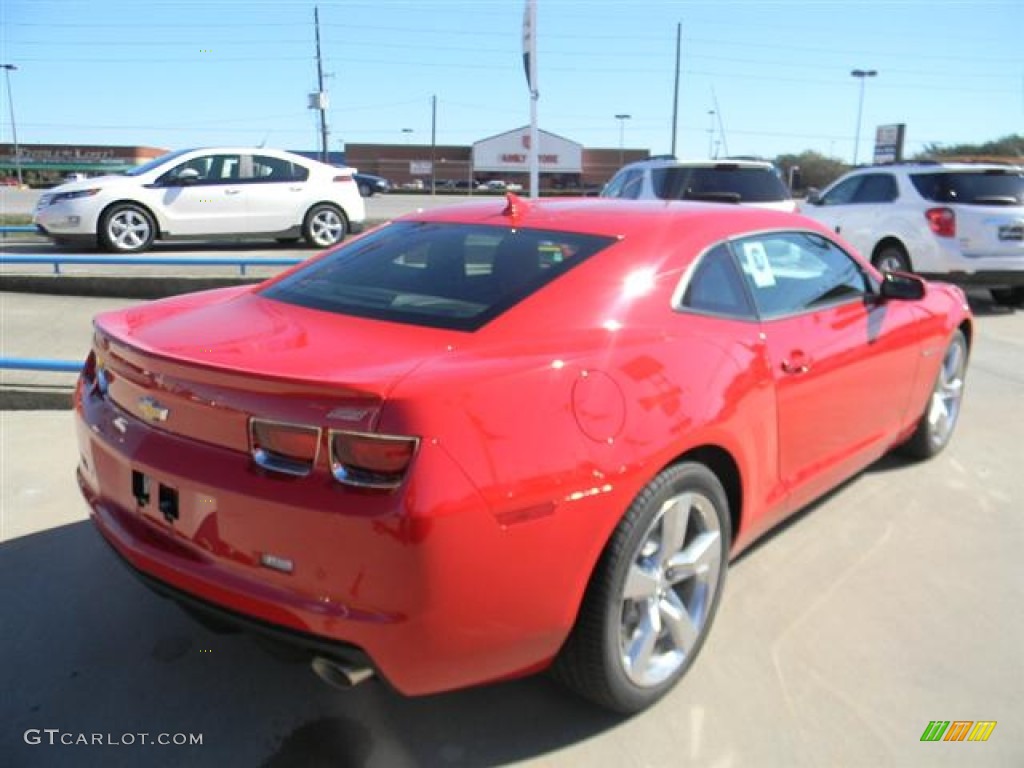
[93,286,454,452]
[912,168,1024,258]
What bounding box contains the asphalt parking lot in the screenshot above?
[1,245,1022,765]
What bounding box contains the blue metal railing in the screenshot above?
[0,253,303,276]
[1,357,83,373]
[0,226,37,233]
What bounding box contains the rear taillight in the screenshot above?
[925,207,956,238]
[249,418,321,477]
[79,351,110,397]
[332,174,354,183]
[329,430,419,490]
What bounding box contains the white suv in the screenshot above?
[34,147,366,254]
[601,157,797,212]
[801,163,1024,306]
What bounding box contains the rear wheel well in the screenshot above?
[871,238,910,267]
[669,445,742,542]
[958,318,973,354]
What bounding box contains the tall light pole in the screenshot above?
[2,64,21,185]
[851,69,877,166]
[614,113,631,167]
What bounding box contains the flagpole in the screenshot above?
[524,0,539,198]
[530,93,539,198]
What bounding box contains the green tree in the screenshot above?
[915,134,1023,161]
[774,151,849,193]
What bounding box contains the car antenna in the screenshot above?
[503,192,530,219]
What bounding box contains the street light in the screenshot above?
[2,64,21,185]
[401,128,413,145]
[614,114,631,167]
[850,68,877,166]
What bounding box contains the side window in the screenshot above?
[619,170,644,199]
[731,232,869,318]
[250,155,310,183]
[602,170,629,198]
[678,243,756,319]
[852,173,897,203]
[820,176,862,205]
[158,154,240,185]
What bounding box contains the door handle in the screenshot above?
[225,189,241,195]
[781,352,812,375]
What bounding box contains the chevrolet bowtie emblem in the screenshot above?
[138,396,170,423]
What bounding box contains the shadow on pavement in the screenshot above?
[1,521,620,768]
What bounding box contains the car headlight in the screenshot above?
[50,188,101,204]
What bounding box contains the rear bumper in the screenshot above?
[90,512,374,670]
[74,384,573,695]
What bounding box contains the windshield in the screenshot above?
[652,166,791,203]
[123,149,196,177]
[910,170,1024,205]
[262,221,614,331]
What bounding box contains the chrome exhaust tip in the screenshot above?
[311,656,375,689]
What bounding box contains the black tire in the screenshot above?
[552,462,730,713]
[358,183,373,197]
[98,203,156,254]
[899,329,968,460]
[302,204,347,249]
[990,287,1024,308]
[872,244,911,274]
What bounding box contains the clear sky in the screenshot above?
[2,0,1022,164]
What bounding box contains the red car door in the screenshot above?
[729,231,923,509]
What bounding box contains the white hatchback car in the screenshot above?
[34,147,367,253]
[601,157,797,212]
[801,163,1024,306]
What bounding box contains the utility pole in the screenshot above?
[671,23,681,157]
[429,95,437,196]
[313,7,329,163]
[1,64,21,185]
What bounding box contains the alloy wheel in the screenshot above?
[619,490,723,687]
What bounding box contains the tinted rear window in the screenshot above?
[910,170,1024,205]
[262,222,614,331]
[651,166,791,203]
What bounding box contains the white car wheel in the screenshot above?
[99,203,156,254]
[303,204,347,248]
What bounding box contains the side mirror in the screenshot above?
[805,188,822,205]
[879,271,925,301]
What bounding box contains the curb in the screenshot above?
[1,387,73,411]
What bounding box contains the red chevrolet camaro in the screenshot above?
[75,196,972,713]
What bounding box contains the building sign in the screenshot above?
[0,145,138,164]
[473,127,582,173]
[409,160,433,176]
[874,124,906,164]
